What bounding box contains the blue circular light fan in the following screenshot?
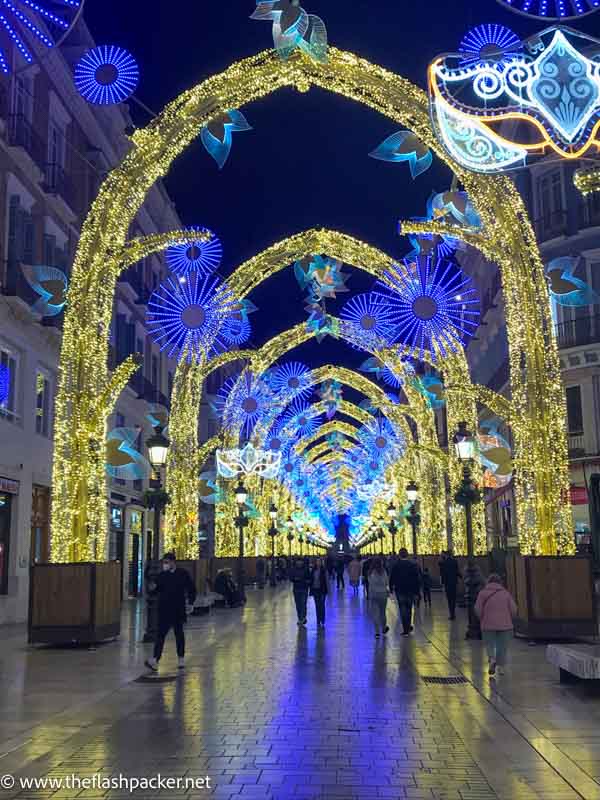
[340,293,396,344]
[459,24,521,64]
[74,44,139,105]
[215,371,273,438]
[166,227,223,277]
[0,0,83,74]
[495,0,598,19]
[146,273,235,363]
[221,315,251,346]
[271,361,312,400]
[375,255,480,361]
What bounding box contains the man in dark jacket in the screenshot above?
[334,557,345,589]
[309,558,328,628]
[145,553,196,672]
[289,557,311,625]
[389,548,420,635]
[440,549,461,620]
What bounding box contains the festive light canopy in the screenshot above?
[74,45,139,105]
[147,273,236,363]
[166,227,223,277]
[375,254,480,360]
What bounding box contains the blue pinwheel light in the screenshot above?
[200,110,251,169]
[166,227,222,277]
[0,364,10,406]
[375,255,480,361]
[0,0,82,74]
[74,45,139,105]
[147,273,236,363]
[271,361,312,400]
[495,0,598,20]
[340,293,396,344]
[369,130,432,178]
[458,24,521,64]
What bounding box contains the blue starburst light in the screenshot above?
[147,273,235,363]
[340,293,396,344]
[284,399,321,438]
[271,361,312,400]
[166,227,222,277]
[216,371,273,438]
[375,255,480,361]
[495,0,598,19]
[459,24,521,64]
[74,45,139,105]
[221,316,251,346]
[0,0,81,74]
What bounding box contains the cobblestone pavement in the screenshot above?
[1,585,600,800]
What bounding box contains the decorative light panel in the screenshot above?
[495,0,599,20]
[21,264,67,317]
[216,442,281,479]
[166,227,222,277]
[74,44,138,105]
[251,0,328,63]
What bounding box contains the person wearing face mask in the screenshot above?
[144,553,196,673]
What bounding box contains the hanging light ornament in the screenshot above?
[340,293,396,346]
[375,254,480,361]
[271,361,312,400]
[147,273,236,363]
[74,44,139,105]
[216,371,274,438]
[166,227,222,277]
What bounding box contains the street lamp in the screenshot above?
[268,502,278,587]
[286,516,294,559]
[406,481,420,556]
[143,424,170,643]
[234,480,248,603]
[378,528,385,556]
[453,421,482,640]
[387,502,397,555]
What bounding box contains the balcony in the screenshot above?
[1,259,35,305]
[533,211,568,242]
[568,432,585,458]
[42,163,77,212]
[7,114,45,171]
[554,314,600,350]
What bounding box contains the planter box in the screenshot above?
[29,562,121,645]
[505,553,596,639]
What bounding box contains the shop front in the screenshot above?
[0,477,19,595]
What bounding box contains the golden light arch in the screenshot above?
[50,45,572,563]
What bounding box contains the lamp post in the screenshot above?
[387,502,397,555]
[298,533,304,556]
[406,481,420,556]
[453,421,482,640]
[234,480,248,604]
[268,501,278,587]
[378,528,385,556]
[143,425,170,643]
[286,517,294,559]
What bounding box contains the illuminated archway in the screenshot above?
[50,47,571,563]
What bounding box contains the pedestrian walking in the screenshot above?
[348,555,362,595]
[440,549,462,620]
[326,555,335,580]
[389,547,421,635]
[422,567,432,606]
[412,557,423,610]
[475,573,517,677]
[256,556,266,589]
[309,557,328,627]
[145,552,197,672]
[368,557,390,638]
[334,557,346,589]
[289,557,311,625]
[362,556,371,597]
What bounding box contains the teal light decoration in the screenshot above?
[369,130,432,178]
[546,257,600,306]
[200,109,251,169]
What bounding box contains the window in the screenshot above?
[35,370,50,436]
[48,121,65,168]
[539,171,563,222]
[7,195,34,266]
[11,74,32,120]
[151,354,159,394]
[566,385,583,434]
[0,345,18,422]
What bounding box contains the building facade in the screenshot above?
[460,161,600,551]
[0,18,182,623]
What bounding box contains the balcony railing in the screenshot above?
[568,432,585,458]
[554,314,600,349]
[43,162,77,211]
[534,211,568,242]
[7,114,46,171]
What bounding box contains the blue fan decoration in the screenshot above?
[284,399,322,438]
[0,0,82,74]
[74,45,139,105]
[369,130,432,178]
[147,273,236,363]
[166,227,222,277]
[21,264,67,317]
[271,361,312,400]
[200,110,251,169]
[214,371,273,438]
[105,427,151,481]
[546,257,600,307]
[340,293,396,345]
[458,24,521,64]
[495,0,599,21]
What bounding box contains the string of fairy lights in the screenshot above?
[49,35,577,562]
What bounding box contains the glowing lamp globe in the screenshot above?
[234,481,248,506]
[146,426,170,469]
[453,421,475,462]
[406,481,419,504]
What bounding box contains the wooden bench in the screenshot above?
[546,643,600,682]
